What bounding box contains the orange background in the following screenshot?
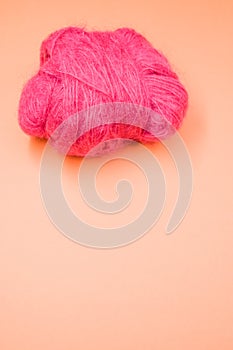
[1,0,233,349]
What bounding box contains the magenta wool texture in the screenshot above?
[18,27,188,156]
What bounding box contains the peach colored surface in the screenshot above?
[1,1,233,349]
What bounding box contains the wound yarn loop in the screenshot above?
[18,27,188,156]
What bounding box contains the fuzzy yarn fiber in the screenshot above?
[18,27,188,156]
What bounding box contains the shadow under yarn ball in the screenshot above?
[18,26,188,156]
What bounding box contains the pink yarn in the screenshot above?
[18,27,188,156]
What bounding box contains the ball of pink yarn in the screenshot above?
[18,27,188,156]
